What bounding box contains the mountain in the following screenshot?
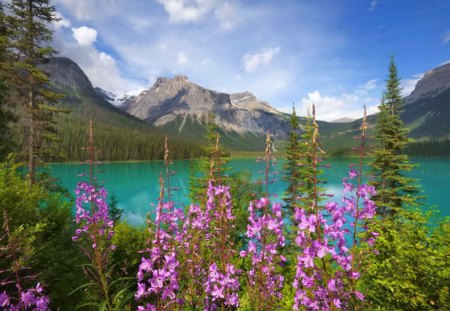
[39,57,202,161]
[401,63,450,139]
[124,75,290,150]
[320,62,450,155]
[330,117,357,123]
[42,57,450,157]
[94,87,135,107]
[404,63,450,104]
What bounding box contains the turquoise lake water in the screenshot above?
[49,157,450,226]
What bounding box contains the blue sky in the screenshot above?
[50,0,450,121]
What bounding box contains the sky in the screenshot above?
[48,0,450,121]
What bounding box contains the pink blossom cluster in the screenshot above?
[240,197,286,304]
[293,170,377,310]
[204,262,239,309]
[203,183,239,308]
[178,182,240,308]
[0,283,49,311]
[72,182,114,248]
[136,202,183,309]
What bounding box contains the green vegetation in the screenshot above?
[364,208,450,310]
[369,57,422,217]
[0,0,448,308]
[404,138,450,156]
[5,0,64,184]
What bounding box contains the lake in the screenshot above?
[49,157,450,226]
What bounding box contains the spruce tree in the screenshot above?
[369,57,421,217]
[297,107,323,212]
[0,3,15,160]
[282,103,302,208]
[6,0,61,184]
[189,113,229,203]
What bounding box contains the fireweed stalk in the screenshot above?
[177,134,239,309]
[240,131,286,311]
[179,181,240,308]
[202,182,240,309]
[1,211,50,311]
[293,107,378,310]
[72,120,115,310]
[136,137,184,310]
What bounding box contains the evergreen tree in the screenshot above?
[0,3,15,160]
[282,104,325,212]
[6,0,62,184]
[189,113,229,203]
[282,103,302,208]
[369,57,421,217]
[108,193,123,223]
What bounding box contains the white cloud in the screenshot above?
[177,52,189,65]
[72,26,97,46]
[52,12,71,30]
[442,30,450,45]
[243,47,280,72]
[358,79,377,91]
[300,90,379,122]
[157,0,218,23]
[401,73,424,97]
[369,0,378,12]
[52,29,145,97]
[156,0,245,30]
[214,2,239,30]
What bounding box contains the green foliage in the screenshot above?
[369,57,422,217]
[404,138,450,156]
[189,113,229,203]
[110,222,148,278]
[5,0,64,183]
[228,170,262,241]
[0,159,86,310]
[0,4,15,160]
[0,160,42,227]
[108,194,123,223]
[30,194,86,310]
[53,113,202,162]
[363,209,450,310]
[282,104,302,208]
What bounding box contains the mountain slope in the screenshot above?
[319,62,450,155]
[39,57,202,161]
[401,63,450,139]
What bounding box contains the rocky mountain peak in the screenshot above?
[405,62,450,103]
[154,75,189,88]
[125,75,288,137]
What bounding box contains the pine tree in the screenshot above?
[369,57,421,217]
[6,0,62,184]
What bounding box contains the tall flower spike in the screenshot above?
[72,120,115,309]
[256,130,278,198]
[240,132,285,310]
[293,106,378,310]
[136,137,183,309]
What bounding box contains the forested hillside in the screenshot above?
[40,57,203,161]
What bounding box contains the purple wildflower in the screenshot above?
[241,197,285,308]
[72,182,114,245]
[293,170,378,310]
